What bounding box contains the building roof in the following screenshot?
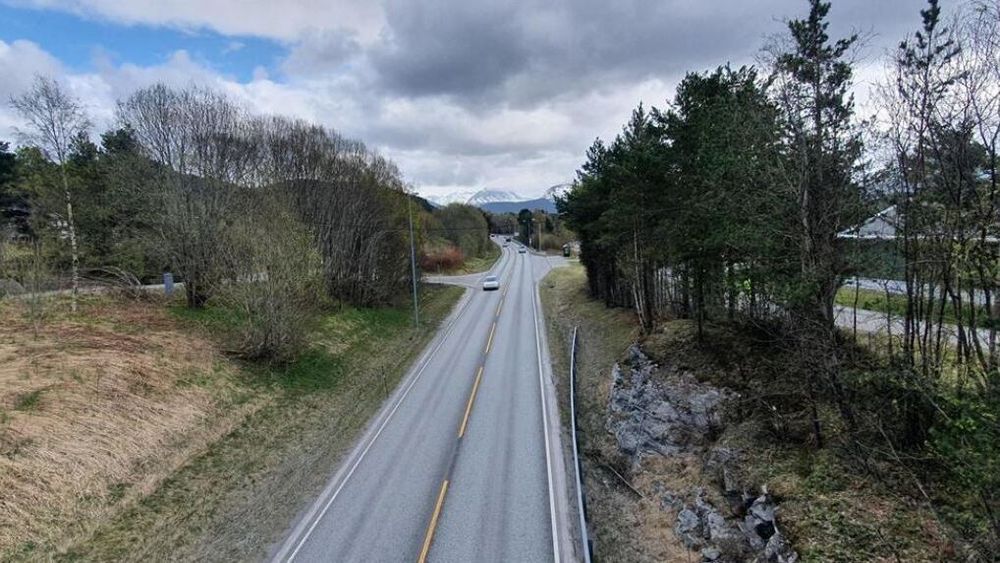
[838,206,898,240]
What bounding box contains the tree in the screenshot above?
[771,0,866,443]
[774,0,864,330]
[116,84,253,307]
[0,140,26,238]
[658,65,784,335]
[10,76,91,311]
[435,203,490,259]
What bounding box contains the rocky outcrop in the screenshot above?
[607,345,798,563]
[607,345,730,465]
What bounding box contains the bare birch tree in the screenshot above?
[10,76,91,311]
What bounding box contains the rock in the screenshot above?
[676,507,704,548]
[0,278,25,297]
[606,346,733,467]
[605,343,799,563]
[765,530,798,563]
[701,546,722,561]
[741,492,791,557]
[705,447,739,488]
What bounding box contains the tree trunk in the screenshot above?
[59,164,79,313]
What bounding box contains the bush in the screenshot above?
[217,193,323,363]
[929,392,1000,552]
[420,244,464,272]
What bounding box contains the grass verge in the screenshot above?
[540,263,683,562]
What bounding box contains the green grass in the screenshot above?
[13,388,45,411]
[60,283,465,562]
[450,243,501,275]
[836,285,993,328]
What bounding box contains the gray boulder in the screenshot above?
[0,278,25,297]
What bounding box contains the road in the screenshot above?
[271,242,573,563]
[835,304,989,346]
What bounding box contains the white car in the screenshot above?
[518,247,527,254]
[482,275,500,291]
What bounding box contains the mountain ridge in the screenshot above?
[426,184,569,213]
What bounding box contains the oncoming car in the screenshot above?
[482,275,500,291]
[518,247,527,254]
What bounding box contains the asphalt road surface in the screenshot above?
[271,242,573,563]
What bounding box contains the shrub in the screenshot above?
[217,193,323,363]
[420,244,464,272]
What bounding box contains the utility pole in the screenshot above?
[407,197,420,328]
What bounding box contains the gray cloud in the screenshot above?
[353,0,920,110]
[3,0,941,198]
[282,29,362,75]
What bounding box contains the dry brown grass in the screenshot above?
[0,296,259,559]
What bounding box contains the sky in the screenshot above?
[0,0,927,199]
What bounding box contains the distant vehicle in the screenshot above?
[482,275,500,291]
[518,247,527,254]
[503,243,509,248]
[505,237,511,242]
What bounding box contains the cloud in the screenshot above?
[282,29,362,76]
[6,0,386,42]
[1,0,937,198]
[0,39,65,100]
[222,40,245,54]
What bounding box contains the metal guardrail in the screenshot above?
[569,326,593,562]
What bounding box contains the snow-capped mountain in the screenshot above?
[466,189,527,206]
[426,190,480,207]
[427,188,527,207]
[425,184,571,213]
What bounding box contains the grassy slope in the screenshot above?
[0,284,463,562]
[2,295,255,560]
[541,263,954,562]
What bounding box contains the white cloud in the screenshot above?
[0,39,65,100]
[222,40,245,54]
[1,0,934,199]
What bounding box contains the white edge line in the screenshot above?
[530,256,562,563]
[276,246,511,562]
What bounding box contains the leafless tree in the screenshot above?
[9,76,91,312]
[116,84,254,307]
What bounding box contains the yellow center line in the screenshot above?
[417,480,449,563]
[485,322,497,354]
[496,298,504,316]
[458,366,484,438]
